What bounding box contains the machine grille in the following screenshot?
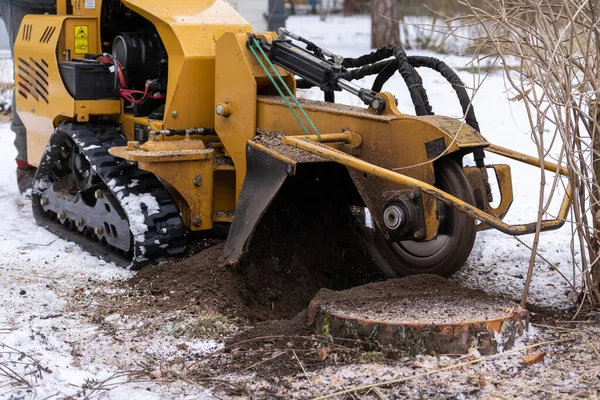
[17,57,50,104]
[40,26,56,44]
[21,24,32,41]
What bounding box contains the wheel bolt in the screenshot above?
[94,190,103,199]
[40,197,48,206]
[94,226,103,235]
[57,211,66,220]
[76,218,84,227]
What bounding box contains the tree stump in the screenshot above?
[307,275,529,355]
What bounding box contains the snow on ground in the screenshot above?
[0,13,595,400]
[0,126,218,398]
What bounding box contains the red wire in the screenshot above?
[119,81,165,105]
[108,57,165,104]
[116,60,127,89]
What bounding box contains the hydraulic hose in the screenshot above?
[296,42,494,201]
[343,45,432,116]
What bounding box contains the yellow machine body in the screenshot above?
[15,0,571,270]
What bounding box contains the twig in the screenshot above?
[535,322,600,359]
[170,369,253,398]
[0,342,49,388]
[369,387,390,400]
[455,0,600,307]
[293,349,314,388]
[241,351,286,372]
[24,239,57,247]
[313,337,575,399]
[512,235,578,294]
[579,332,600,359]
[39,314,63,320]
[555,320,593,323]
[194,334,365,364]
[76,370,157,399]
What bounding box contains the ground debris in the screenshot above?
[519,351,546,366]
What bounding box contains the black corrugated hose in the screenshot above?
[297,44,492,200]
[343,45,433,116]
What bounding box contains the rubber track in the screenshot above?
[33,121,186,268]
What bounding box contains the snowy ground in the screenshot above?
[0,14,598,400]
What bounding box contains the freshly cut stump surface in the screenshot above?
[307,275,529,355]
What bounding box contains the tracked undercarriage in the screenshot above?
[31,122,186,268]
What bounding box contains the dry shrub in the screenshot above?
[455,0,600,306]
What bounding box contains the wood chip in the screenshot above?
[519,351,546,366]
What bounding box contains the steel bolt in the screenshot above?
[94,226,103,235]
[94,189,103,199]
[127,141,140,150]
[40,197,48,206]
[413,229,423,239]
[333,55,344,69]
[193,175,203,187]
[193,216,202,227]
[76,218,84,227]
[408,191,420,200]
[57,211,66,220]
[215,103,231,117]
[172,111,179,118]
[371,99,382,111]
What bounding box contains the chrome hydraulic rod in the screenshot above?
[336,78,361,96]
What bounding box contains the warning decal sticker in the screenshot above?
[74,25,88,54]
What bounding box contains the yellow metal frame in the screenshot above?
[18,0,565,241]
[282,135,571,235]
[110,137,215,231]
[465,164,514,231]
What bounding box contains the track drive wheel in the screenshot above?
[370,157,476,277]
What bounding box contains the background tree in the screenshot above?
[343,0,361,15]
[371,0,401,48]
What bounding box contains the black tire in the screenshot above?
[372,156,476,277]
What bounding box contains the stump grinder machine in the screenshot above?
[16,0,571,275]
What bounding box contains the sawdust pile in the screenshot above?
[312,275,519,324]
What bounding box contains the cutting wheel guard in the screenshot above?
[282,135,571,236]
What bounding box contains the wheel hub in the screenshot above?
[366,158,476,277]
[383,205,405,230]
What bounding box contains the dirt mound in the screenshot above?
[129,203,383,322]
